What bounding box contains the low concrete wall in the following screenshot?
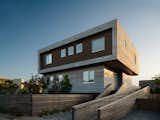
[32,94,94,115]
[72,87,139,120]
[0,94,94,116]
[98,86,150,120]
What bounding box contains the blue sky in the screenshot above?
[0,0,160,83]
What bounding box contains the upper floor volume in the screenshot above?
[38,19,139,75]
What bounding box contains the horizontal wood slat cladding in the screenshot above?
[0,94,95,116]
[40,29,112,70]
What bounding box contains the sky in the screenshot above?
[0,0,160,84]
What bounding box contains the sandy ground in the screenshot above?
[0,111,72,120]
[1,110,160,120]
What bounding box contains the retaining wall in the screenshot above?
[72,87,139,120]
[32,94,94,115]
[98,86,150,120]
[0,94,94,116]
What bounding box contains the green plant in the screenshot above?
[60,74,72,93]
[18,87,30,94]
[39,108,70,117]
[0,82,18,94]
[17,74,44,94]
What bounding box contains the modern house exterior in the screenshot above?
[38,19,139,93]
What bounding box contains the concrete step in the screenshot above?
[72,85,140,120]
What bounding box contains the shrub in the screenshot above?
[60,74,72,93]
[0,82,18,94]
[48,74,72,94]
[18,87,30,94]
[17,74,44,94]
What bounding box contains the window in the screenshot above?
[61,49,66,58]
[124,40,127,48]
[92,37,105,53]
[68,46,74,56]
[83,71,89,82]
[45,54,52,65]
[58,75,63,82]
[134,55,136,64]
[76,43,83,53]
[83,71,95,83]
[50,76,54,82]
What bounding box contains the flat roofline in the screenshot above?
[39,19,118,53]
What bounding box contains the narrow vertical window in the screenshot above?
[124,40,127,48]
[76,43,83,54]
[68,46,74,56]
[89,71,94,82]
[83,71,89,82]
[61,49,66,58]
[45,54,52,65]
[134,55,136,64]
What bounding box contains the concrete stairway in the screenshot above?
[72,85,148,120]
[95,83,112,99]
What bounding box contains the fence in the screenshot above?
[0,94,94,116]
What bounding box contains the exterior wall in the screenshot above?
[0,94,94,116]
[45,65,122,93]
[46,65,105,93]
[122,72,132,85]
[40,29,112,70]
[116,21,139,75]
[38,20,118,74]
[104,68,119,91]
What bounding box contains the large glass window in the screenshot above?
[83,71,95,83]
[68,46,74,56]
[76,43,83,54]
[45,54,52,65]
[92,37,105,53]
[61,49,66,58]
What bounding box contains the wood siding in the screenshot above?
[40,29,112,70]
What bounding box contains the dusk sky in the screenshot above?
[0,0,160,84]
